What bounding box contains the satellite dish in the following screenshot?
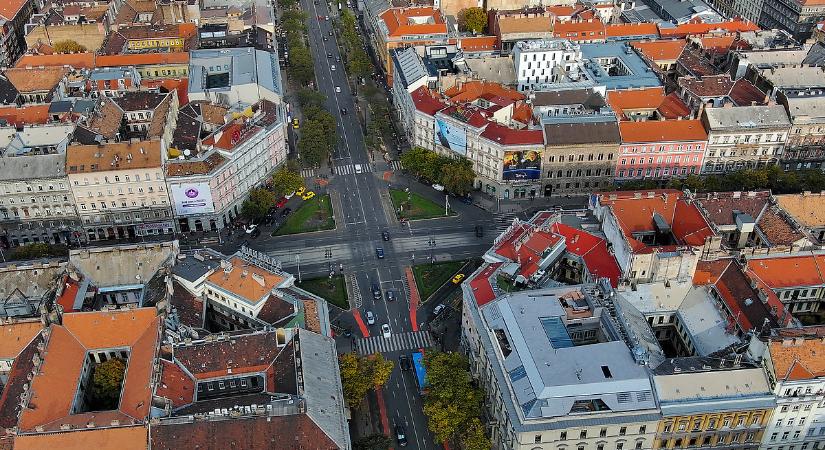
[183,149,191,156]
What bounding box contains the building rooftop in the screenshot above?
[66,140,162,174]
[703,105,790,129]
[0,262,65,319]
[69,242,176,289]
[631,39,686,62]
[658,18,759,38]
[479,285,656,420]
[759,66,825,89]
[2,67,68,93]
[768,332,825,382]
[0,153,67,181]
[747,253,825,290]
[188,48,282,98]
[607,87,690,120]
[480,122,544,146]
[18,308,160,432]
[206,257,287,304]
[0,0,28,20]
[14,53,97,70]
[13,426,148,450]
[543,120,620,145]
[704,259,788,332]
[579,42,662,90]
[0,320,43,360]
[379,7,446,38]
[411,86,446,115]
[393,47,427,89]
[618,119,707,143]
[775,192,825,228]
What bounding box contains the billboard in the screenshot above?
[503,150,542,180]
[435,119,467,155]
[171,183,215,216]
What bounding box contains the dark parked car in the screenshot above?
[386,290,395,302]
[475,225,483,237]
[281,207,292,217]
[382,230,390,241]
[371,283,381,300]
[399,355,412,371]
[395,424,408,447]
[376,247,384,259]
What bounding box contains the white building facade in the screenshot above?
[513,39,582,92]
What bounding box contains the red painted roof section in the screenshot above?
[551,222,621,287]
[458,36,499,51]
[55,276,81,313]
[0,0,28,20]
[618,119,707,143]
[658,92,692,119]
[380,7,447,37]
[141,77,189,104]
[0,105,51,126]
[157,359,195,408]
[469,263,501,307]
[15,53,97,69]
[480,122,544,145]
[411,86,446,115]
[747,254,825,289]
[96,52,190,67]
[606,23,659,38]
[658,19,760,38]
[438,105,489,128]
[445,80,524,103]
[552,19,605,40]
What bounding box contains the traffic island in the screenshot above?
[389,188,455,221]
[297,274,349,310]
[412,260,466,302]
[272,194,336,236]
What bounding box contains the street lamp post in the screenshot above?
[296,254,302,283]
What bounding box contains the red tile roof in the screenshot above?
[380,7,447,38]
[458,36,499,51]
[141,77,189,105]
[658,92,691,119]
[618,119,707,143]
[606,23,659,38]
[0,105,51,126]
[631,40,686,62]
[445,80,524,104]
[469,263,501,307]
[551,222,621,287]
[0,0,28,20]
[480,122,544,145]
[747,254,825,289]
[769,336,825,382]
[411,86,446,115]
[658,19,760,38]
[15,53,97,69]
[156,359,195,408]
[97,52,190,68]
[552,19,606,40]
[713,260,783,332]
[55,276,81,313]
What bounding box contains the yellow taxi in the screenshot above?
[302,191,316,200]
[451,273,465,284]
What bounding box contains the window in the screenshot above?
[635,442,642,450]
[580,430,587,439]
[561,432,567,440]
[600,428,607,438]
[616,444,623,450]
[639,426,646,434]
[619,427,626,436]
[535,435,541,444]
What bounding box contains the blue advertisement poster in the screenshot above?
[435,119,467,155]
[503,150,542,180]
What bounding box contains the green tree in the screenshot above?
[91,358,127,409]
[53,39,87,53]
[458,7,487,34]
[298,120,330,167]
[272,167,304,196]
[288,45,315,85]
[278,0,297,8]
[462,418,491,450]
[339,353,396,408]
[297,88,327,109]
[440,158,476,196]
[423,352,484,444]
[348,48,373,79]
[241,188,275,220]
[370,353,394,388]
[400,147,429,174]
[353,434,392,450]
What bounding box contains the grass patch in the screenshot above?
[389,188,454,221]
[298,275,349,309]
[273,194,335,236]
[412,260,465,302]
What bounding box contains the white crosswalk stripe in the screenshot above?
[334,163,375,175]
[491,212,520,231]
[300,168,316,178]
[389,160,402,171]
[355,331,434,355]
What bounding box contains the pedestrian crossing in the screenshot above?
[300,168,316,178]
[388,160,402,171]
[334,163,375,175]
[491,212,520,232]
[355,330,434,355]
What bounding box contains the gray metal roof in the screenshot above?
[299,329,351,450]
[393,47,427,89]
[0,153,67,181]
[188,48,282,96]
[703,105,791,130]
[171,253,220,283]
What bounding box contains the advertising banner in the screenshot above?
[435,118,467,155]
[171,183,215,216]
[503,150,542,180]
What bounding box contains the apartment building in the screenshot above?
[774,192,825,244]
[760,0,825,41]
[652,358,774,450]
[542,121,619,196]
[461,283,661,450]
[777,90,825,171]
[0,0,34,68]
[761,327,825,450]
[66,140,174,242]
[701,105,791,174]
[188,48,283,106]
[615,120,708,181]
[745,254,825,314]
[512,39,582,92]
[391,48,435,145]
[373,7,448,84]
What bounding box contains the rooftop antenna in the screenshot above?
[575,368,582,381]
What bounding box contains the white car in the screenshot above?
[381,324,391,338]
[244,224,257,234]
[331,64,336,71]
[335,86,341,93]
[433,304,446,316]
[432,183,445,191]
[354,164,363,174]
[365,310,375,325]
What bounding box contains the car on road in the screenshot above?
[395,424,408,447]
[292,118,299,129]
[281,207,292,217]
[399,354,411,371]
[475,225,483,237]
[335,86,341,93]
[330,64,336,71]
[244,224,257,234]
[376,247,384,259]
[354,164,362,173]
[328,30,333,36]
[381,324,391,338]
[327,52,332,58]
[371,283,380,299]
[340,107,347,115]
[365,310,375,325]
[275,197,288,208]
[386,290,395,302]
[432,183,445,191]
[301,190,315,200]
[433,304,446,316]
[323,36,328,41]
[296,186,306,196]
[451,273,465,284]
[382,230,390,241]
[335,56,340,62]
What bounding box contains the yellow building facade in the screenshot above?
[655,408,773,449]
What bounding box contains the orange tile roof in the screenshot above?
[699,35,737,51]
[606,22,659,38]
[458,36,499,51]
[747,255,825,289]
[0,321,42,360]
[658,19,760,38]
[19,309,159,432]
[141,77,189,105]
[693,258,731,285]
[96,52,189,68]
[618,119,707,143]
[769,339,825,381]
[14,426,148,450]
[206,257,286,303]
[380,7,447,38]
[631,40,686,62]
[552,19,605,40]
[547,5,575,16]
[0,104,51,126]
[0,0,27,20]
[67,141,163,174]
[607,87,667,116]
[3,66,68,93]
[15,53,97,69]
[444,80,524,103]
[496,14,554,36]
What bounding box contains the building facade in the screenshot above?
[512,39,582,92]
[0,0,34,68]
[760,0,825,41]
[542,120,619,197]
[66,140,174,242]
[778,91,825,171]
[700,105,790,174]
[616,120,707,181]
